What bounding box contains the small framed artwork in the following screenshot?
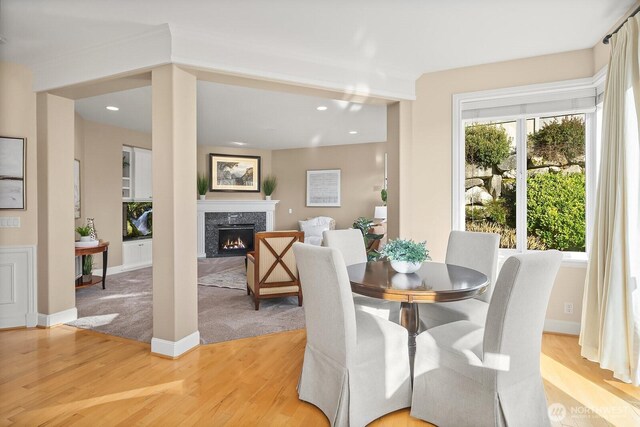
[306,169,341,207]
[0,136,26,210]
[74,159,81,219]
[209,153,261,192]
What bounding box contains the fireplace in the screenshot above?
[204,211,267,258]
[217,224,255,257]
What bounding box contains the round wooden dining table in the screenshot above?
[347,260,489,367]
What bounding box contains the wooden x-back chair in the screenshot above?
[246,231,305,310]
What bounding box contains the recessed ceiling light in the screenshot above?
[349,130,358,135]
[231,141,247,146]
[316,106,328,111]
[106,106,119,111]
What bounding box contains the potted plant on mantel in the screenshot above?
[262,175,277,200]
[82,255,93,284]
[380,238,431,274]
[197,174,209,200]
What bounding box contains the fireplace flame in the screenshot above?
[222,237,246,250]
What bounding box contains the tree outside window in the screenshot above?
[464,114,586,252]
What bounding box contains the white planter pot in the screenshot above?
[199,195,206,200]
[80,236,92,242]
[265,195,272,200]
[390,260,422,274]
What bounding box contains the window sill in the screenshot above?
[498,250,587,268]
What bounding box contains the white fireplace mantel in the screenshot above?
[197,199,279,258]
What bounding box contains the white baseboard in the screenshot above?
[92,262,151,276]
[0,313,38,329]
[151,330,200,358]
[38,307,78,327]
[544,319,580,335]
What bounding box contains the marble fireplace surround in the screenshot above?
[197,200,279,258]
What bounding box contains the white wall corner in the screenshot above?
[151,330,200,358]
[544,319,580,336]
[37,307,78,327]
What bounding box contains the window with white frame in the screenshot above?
[453,74,605,260]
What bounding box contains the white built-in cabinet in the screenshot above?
[122,146,153,271]
[122,146,152,201]
[122,239,153,270]
[132,148,152,200]
[122,147,133,199]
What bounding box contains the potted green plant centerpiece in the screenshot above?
[197,174,209,200]
[82,255,93,284]
[76,225,92,242]
[380,238,430,274]
[262,175,277,200]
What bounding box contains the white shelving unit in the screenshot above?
[122,146,133,200]
[132,147,152,200]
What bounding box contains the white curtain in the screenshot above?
[580,14,640,385]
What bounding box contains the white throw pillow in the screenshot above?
[301,223,327,238]
[299,218,319,230]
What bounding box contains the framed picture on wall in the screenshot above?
[74,159,81,219]
[0,136,26,210]
[306,169,341,207]
[209,153,261,192]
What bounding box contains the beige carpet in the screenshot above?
[68,257,305,344]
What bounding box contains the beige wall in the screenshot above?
[197,145,272,200]
[592,41,610,72]
[76,116,151,267]
[0,62,38,246]
[407,49,596,326]
[272,142,387,230]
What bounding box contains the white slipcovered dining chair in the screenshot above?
[411,250,562,427]
[293,243,411,427]
[323,229,398,321]
[419,230,499,330]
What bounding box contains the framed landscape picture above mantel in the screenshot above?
[306,169,341,207]
[0,136,26,210]
[209,153,261,192]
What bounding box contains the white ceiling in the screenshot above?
[0,0,633,86]
[74,82,388,149]
[24,0,631,148]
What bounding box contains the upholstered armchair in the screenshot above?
[246,231,305,310]
[298,216,335,246]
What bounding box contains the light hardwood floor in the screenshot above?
[1,326,639,426]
